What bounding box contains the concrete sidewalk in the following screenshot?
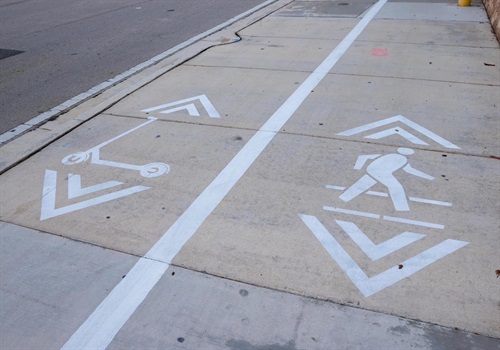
[1,0,499,348]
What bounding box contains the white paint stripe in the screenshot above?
[325,185,345,191]
[323,206,381,219]
[0,0,278,145]
[326,185,452,206]
[62,2,387,348]
[61,258,169,350]
[323,205,444,229]
[383,216,444,229]
[408,197,452,207]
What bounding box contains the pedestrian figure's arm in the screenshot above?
[403,164,434,180]
[354,154,380,169]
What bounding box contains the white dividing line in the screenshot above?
[61,1,388,348]
[0,0,277,145]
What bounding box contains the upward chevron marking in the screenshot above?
[141,94,220,118]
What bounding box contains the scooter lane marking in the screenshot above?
[62,1,388,348]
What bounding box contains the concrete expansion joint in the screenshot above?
[306,134,499,160]
[333,72,500,87]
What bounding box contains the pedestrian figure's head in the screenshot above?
[397,147,414,155]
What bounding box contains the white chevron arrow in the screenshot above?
[40,170,149,221]
[141,94,220,118]
[335,220,425,261]
[299,214,468,297]
[336,115,460,149]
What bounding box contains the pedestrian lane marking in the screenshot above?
[299,214,468,298]
[337,115,460,149]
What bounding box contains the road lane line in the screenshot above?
[62,1,388,348]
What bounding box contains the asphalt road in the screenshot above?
[0,0,267,135]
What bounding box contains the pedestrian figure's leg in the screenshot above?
[378,177,409,211]
[340,175,377,203]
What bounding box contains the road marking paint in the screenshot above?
[142,95,221,118]
[371,48,388,56]
[0,0,277,144]
[41,170,149,221]
[323,206,444,229]
[408,197,452,207]
[336,115,460,149]
[61,258,168,350]
[326,185,452,207]
[67,174,122,199]
[335,220,425,261]
[300,214,468,297]
[365,127,429,145]
[61,117,170,178]
[62,1,388,348]
[383,216,445,229]
[323,206,381,219]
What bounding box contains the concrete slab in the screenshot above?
[185,36,342,72]
[357,19,499,47]
[376,2,489,22]
[0,114,255,256]
[108,265,499,349]
[173,133,500,337]
[241,16,498,48]
[331,40,500,85]
[274,0,376,18]
[283,74,499,156]
[105,65,309,131]
[240,16,357,40]
[0,221,138,349]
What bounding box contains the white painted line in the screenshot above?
[142,95,221,118]
[61,258,169,350]
[323,205,444,229]
[62,1,387,348]
[335,220,425,261]
[323,206,381,219]
[326,185,452,207]
[408,197,452,207]
[300,214,468,297]
[0,0,277,145]
[383,216,445,230]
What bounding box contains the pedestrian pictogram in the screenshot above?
[339,148,434,211]
[300,115,468,297]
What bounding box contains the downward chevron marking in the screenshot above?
[300,214,468,297]
[335,220,425,261]
[40,170,150,221]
